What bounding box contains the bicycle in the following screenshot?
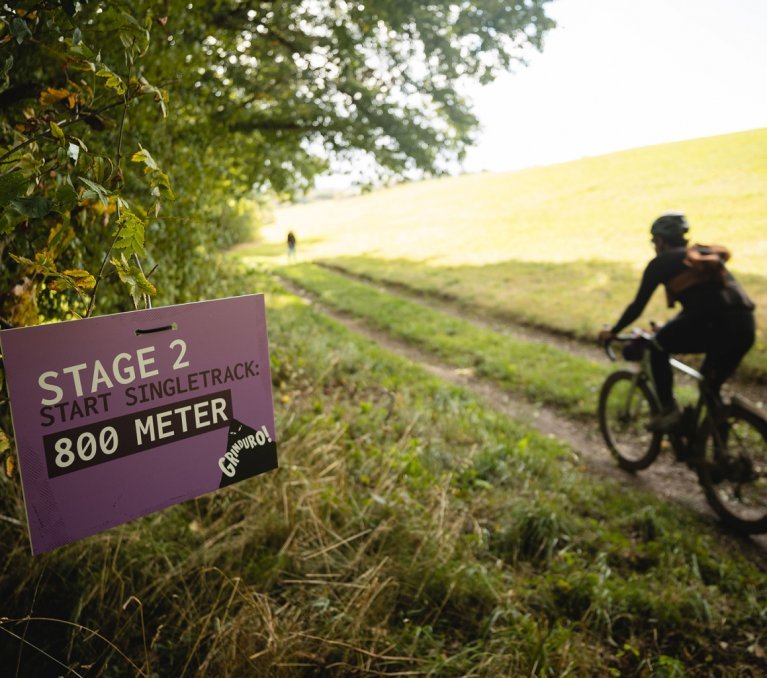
[598,329,767,534]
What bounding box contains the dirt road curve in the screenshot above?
[280,276,767,557]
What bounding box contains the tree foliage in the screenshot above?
[0,0,554,326]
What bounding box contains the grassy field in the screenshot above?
[242,127,767,380]
[275,263,705,416]
[2,265,767,675]
[276,263,613,419]
[314,256,767,381]
[256,128,767,271]
[3,131,767,674]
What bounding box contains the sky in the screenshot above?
[460,0,767,173]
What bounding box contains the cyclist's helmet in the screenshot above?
[650,212,689,239]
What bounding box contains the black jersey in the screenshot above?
[611,247,753,334]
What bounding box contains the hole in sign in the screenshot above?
[135,323,178,336]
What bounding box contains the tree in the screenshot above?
[0,0,555,326]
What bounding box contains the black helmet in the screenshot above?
[651,212,689,239]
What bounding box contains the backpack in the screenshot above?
[665,244,754,310]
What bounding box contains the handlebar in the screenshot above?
[602,331,653,362]
[602,327,705,382]
[603,336,624,362]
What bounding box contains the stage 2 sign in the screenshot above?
[0,294,277,554]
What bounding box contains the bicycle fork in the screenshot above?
[619,372,650,422]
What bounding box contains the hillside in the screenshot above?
[261,128,767,274]
[247,128,767,379]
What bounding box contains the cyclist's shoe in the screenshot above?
[648,407,682,433]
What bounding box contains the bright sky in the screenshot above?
[461,0,767,173]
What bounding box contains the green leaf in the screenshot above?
[117,11,151,57]
[79,176,111,207]
[10,196,52,219]
[152,170,175,200]
[54,182,79,212]
[131,146,159,172]
[138,78,168,118]
[111,256,156,307]
[131,147,174,200]
[62,269,96,289]
[10,250,58,276]
[48,269,96,292]
[69,41,96,61]
[10,18,32,45]
[0,63,10,94]
[8,253,36,268]
[91,156,114,185]
[96,67,126,95]
[0,171,29,211]
[0,215,17,236]
[113,210,146,257]
[50,121,66,143]
[0,56,13,79]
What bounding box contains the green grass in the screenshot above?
[275,262,708,418]
[249,128,767,272]
[315,256,767,382]
[238,128,767,380]
[5,129,767,674]
[3,267,767,674]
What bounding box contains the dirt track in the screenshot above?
[279,272,767,557]
[318,262,767,405]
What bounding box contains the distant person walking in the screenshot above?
[287,230,297,262]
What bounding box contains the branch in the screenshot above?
[85,88,131,318]
[226,118,333,134]
[0,87,159,164]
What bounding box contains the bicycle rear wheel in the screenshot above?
[598,370,661,471]
[697,403,767,534]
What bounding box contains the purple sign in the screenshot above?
[0,294,277,554]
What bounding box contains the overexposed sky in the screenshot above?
[461,0,767,172]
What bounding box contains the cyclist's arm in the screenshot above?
[610,261,660,334]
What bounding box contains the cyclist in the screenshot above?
[597,212,756,431]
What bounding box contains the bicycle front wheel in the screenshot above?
[598,370,661,471]
[697,404,767,534]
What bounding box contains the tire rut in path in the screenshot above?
[317,262,767,406]
[279,277,767,557]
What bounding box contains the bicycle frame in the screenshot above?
[602,332,767,532]
[607,336,717,458]
[668,358,709,444]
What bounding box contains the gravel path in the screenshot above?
[279,273,767,558]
